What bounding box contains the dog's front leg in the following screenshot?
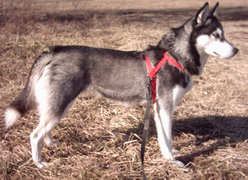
[154,103,184,166]
[154,103,173,159]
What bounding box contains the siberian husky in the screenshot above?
[5,2,238,168]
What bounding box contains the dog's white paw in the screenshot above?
[44,136,60,147]
[172,159,185,167]
[45,141,60,147]
[172,148,179,154]
[36,161,49,169]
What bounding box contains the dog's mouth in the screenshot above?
[213,50,238,59]
[213,51,220,57]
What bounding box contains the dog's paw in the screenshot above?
[36,161,49,169]
[46,141,60,147]
[172,148,179,154]
[172,159,185,167]
[44,138,60,147]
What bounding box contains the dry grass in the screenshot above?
[0,1,248,179]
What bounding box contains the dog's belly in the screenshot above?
[90,81,147,105]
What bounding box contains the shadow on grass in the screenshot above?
[125,115,248,164]
[173,116,248,164]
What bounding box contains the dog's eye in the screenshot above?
[213,33,220,39]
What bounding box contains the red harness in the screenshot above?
[145,52,185,104]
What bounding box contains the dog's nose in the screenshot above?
[233,47,239,55]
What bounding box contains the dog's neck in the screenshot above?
[157,19,206,76]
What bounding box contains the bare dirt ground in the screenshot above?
[0,0,248,179]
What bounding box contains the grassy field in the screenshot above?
[0,0,248,179]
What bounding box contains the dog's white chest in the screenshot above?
[172,77,193,108]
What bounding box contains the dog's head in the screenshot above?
[194,2,238,59]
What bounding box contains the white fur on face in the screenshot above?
[196,29,236,59]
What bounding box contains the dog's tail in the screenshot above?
[4,52,51,129]
[4,79,36,129]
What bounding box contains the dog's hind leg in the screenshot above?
[30,57,87,168]
[30,96,75,168]
[30,112,59,168]
[31,94,77,168]
[43,101,74,147]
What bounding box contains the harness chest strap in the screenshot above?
[145,52,185,104]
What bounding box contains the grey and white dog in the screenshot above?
[5,2,238,168]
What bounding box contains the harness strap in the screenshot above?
[141,52,185,179]
[145,52,185,104]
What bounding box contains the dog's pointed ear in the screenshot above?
[211,2,219,17]
[195,2,209,25]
